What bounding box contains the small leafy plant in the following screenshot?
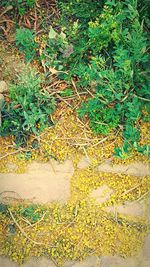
[59,88,73,97]
[16,28,38,61]
[0,203,8,215]
[19,204,43,223]
[0,69,56,146]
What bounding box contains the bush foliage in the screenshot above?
[0,69,55,146]
[43,0,149,157]
[16,28,38,61]
[0,0,149,157]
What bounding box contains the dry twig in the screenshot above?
[0,149,24,160]
[25,211,48,229]
[71,79,81,99]
[121,183,142,197]
[8,208,56,247]
[8,208,45,245]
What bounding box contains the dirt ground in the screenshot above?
[0,159,74,203]
[0,158,149,204]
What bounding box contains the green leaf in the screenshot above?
[49,26,57,39]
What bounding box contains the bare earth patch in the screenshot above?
[90,184,114,204]
[0,160,74,203]
[98,161,150,177]
[105,201,145,217]
[78,156,150,177]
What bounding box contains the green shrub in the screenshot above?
[42,0,149,158]
[0,69,56,146]
[2,0,148,157]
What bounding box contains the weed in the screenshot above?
[16,28,38,61]
[19,204,43,222]
[0,68,56,146]
[0,203,8,215]
[59,88,73,97]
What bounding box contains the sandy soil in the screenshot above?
[90,184,114,204]
[0,159,74,203]
[77,156,150,177]
[0,159,149,204]
[98,161,150,177]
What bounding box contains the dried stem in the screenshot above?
[8,208,46,246]
[25,211,48,229]
[0,149,24,160]
[71,79,81,99]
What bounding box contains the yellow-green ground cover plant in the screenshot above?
[0,167,150,267]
